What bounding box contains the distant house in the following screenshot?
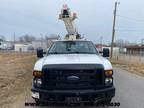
[46,35,61,49]
[125,45,144,55]
[32,40,47,50]
[32,35,61,50]
[14,43,34,52]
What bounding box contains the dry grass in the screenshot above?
[0,52,37,107]
[111,59,144,77]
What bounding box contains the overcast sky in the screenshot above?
[0,0,144,43]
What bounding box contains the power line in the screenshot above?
[117,15,144,22]
[116,15,144,32]
[116,25,144,30]
[116,29,144,32]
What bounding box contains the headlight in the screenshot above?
[34,78,42,87]
[105,78,113,86]
[105,70,113,77]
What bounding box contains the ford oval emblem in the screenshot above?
[67,76,80,81]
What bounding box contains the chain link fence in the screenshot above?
[113,51,144,64]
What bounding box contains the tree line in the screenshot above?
[0,34,60,43]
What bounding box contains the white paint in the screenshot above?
[34,54,112,71]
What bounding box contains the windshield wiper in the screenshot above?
[72,52,96,54]
[70,51,80,54]
[49,52,69,54]
[48,52,96,54]
[48,52,58,54]
[81,52,96,54]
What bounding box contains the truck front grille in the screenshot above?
[42,64,104,90]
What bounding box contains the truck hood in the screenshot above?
[34,54,112,71]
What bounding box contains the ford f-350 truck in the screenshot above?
[31,40,115,104]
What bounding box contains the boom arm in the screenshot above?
[59,5,80,40]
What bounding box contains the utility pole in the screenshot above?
[140,39,144,57]
[111,2,119,59]
[40,34,43,48]
[100,36,103,45]
[100,36,103,51]
[14,32,16,44]
[141,39,144,45]
[139,39,144,62]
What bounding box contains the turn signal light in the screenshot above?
[105,70,113,77]
[33,71,43,77]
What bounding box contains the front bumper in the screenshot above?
[31,87,115,103]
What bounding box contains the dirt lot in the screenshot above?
[0,52,36,108]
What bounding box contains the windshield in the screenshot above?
[48,41,98,54]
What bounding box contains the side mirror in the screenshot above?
[103,48,110,57]
[37,48,44,58]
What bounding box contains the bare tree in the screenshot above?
[0,35,5,41]
[19,34,35,43]
[115,39,129,47]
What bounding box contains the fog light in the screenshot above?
[32,92,39,99]
[105,78,113,86]
[34,78,42,87]
[37,79,42,85]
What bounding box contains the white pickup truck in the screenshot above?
[31,40,115,105]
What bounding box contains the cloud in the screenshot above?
[0,0,144,43]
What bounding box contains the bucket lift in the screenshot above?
[59,4,81,40]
